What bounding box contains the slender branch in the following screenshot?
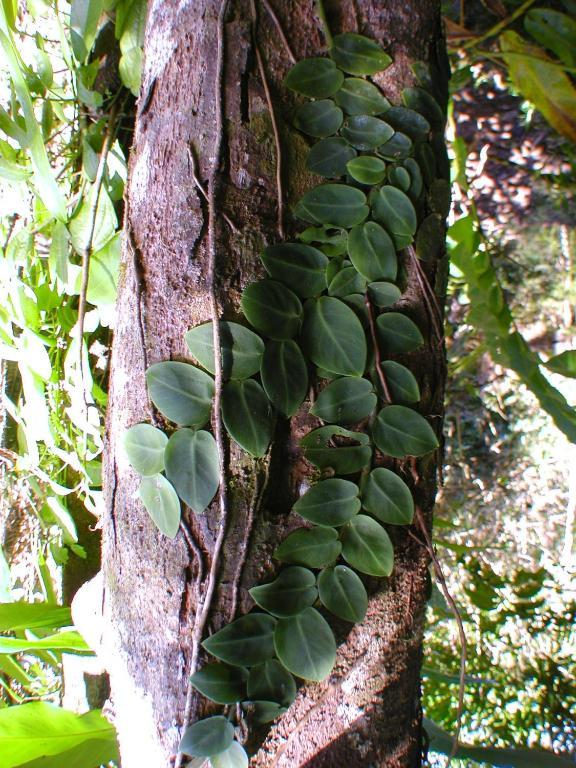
[461,0,537,50]
[260,0,296,64]
[407,245,444,344]
[365,294,392,403]
[187,145,238,233]
[315,0,333,48]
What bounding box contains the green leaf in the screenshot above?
[340,515,394,576]
[342,115,393,150]
[328,266,367,297]
[244,701,287,723]
[415,213,445,261]
[274,527,342,568]
[179,716,234,758]
[189,663,248,705]
[250,566,317,617]
[301,425,372,474]
[260,242,328,297]
[284,57,344,97]
[69,185,117,254]
[525,9,576,68]
[185,321,264,380]
[376,312,423,354]
[334,77,391,115]
[545,350,576,378]
[373,405,438,458]
[318,565,368,622]
[70,0,103,61]
[371,186,417,249]
[346,155,387,185]
[384,106,430,141]
[330,33,392,76]
[310,377,376,424]
[307,137,357,178]
[294,478,360,526]
[0,630,90,654]
[404,157,423,199]
[0,603,71,632]
[202,614,277,667]
[295,184,369,228]
[347,221,397,283]
[164,429,219,513]
[302,296,367,376]
[210,741,249,768]
[145,361,214,427]
[247,659,296,706]
[274,607,336,681]
[119,46,143,97]
[401,87,445,131]
[362,467,414,524]
[123,423,167,475]
[80,233,120,306]
[381,360,420,403]
[261,340,308,418]
[388,165,411,192]
[294,100,343,138]
[222,379,273,457]
[368,281,401,308]
[241,279,302,340]
[0,704,118,768]
[137,474,181,538]
[377,132,412,161]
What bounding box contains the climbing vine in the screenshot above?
[122,28,448,768]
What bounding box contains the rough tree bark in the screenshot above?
[101,1,449,766]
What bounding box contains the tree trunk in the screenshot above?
[101,1,449,766]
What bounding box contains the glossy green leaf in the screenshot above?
[189,663,248,705]
[330,33,392,75]
[368,281,401,308]
[402,87,445,131]
[180,716,234,758]
[545,350,576,378]
[274,526,342,568]
[0,630,90,654]
[299,225,348,256]
[301,425,372,474]
[318,565,368,622]
[295,184,369,228]
[342,115,393,150]
[69,184,117,254]
[326,256,346,286]
[260,242,328,298]
[70,0,103,61]
[222,379,273,457]
[145,361,214,427]
[307,137,357,178]
[274,607,336,681]
[328,265,367,297]
[302,296,367,376]
[247,659,296,706]
[376,312,423,354]
[377,132,412,161]
[404,157,423,199]
[362,467,414,524]
[381,360,420,403]
[122,423,167,476]
[202,614,277,667]
[346,155,387,185]
[210,741,249,768]
[245,701,288,723]
[371,185,417,249]
[311,377,376,424]
[347,221,397,282]
[0,603,71,633]
[294,99,343,138]
[340,514,394,576]
[373,405,439,458]
[137,474,181,538]
[241,279,302,340]
[261,340,308,417]
[77,233,120,306]
[249,566,317,617]
[294,478,360,526]
[334,77,391,115]
[164,429,219,513]
[185,321,264,380]
[284,57,344,97]
[388,165,411,192]
[525,9,576,68]
[385,105,430,141]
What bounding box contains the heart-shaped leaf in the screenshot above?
[247,659,297,706]
[301,425,372,474]
[179,716,234,758]
[342,115,393,150]
[260,242,328,298]
[310,377,376,424]
[244,701,288,723]
[295,184,369,229]
[377,132,412,161]
[346,155,387,185]
[189,663,248,705]
[328,266,367,297]
[222,379,273,457]
[299,225,348,256]
[261,340,308,418]
[164,429,219,513]
[335,77,391,115]
[274,527,341,568]
[123,423,167,476]
[373,405,439,458]
[545,350,576,378]
[388,165,411,192]
[294,478,360,526]
[362,467,414,524]
[385,105,430,141]
[249,566,317,617]
[294,100,343,138]
[340,514,394,576]
[185,321,264,380]
[145,361,214,427]
[241,279,302,340]
[402,86,445,130]
[371,185,417,249]
[301,296,367,376]
[330,33,392,75]
[274,607,336,681]
[376,312,423,354]
[381,361,420,403]
[368,281,401,308]
[137,474,181,538]
[202,614,277,667]
[284,57,344,98]
[307,137,357,178]
[347,221,397,282]
[210,741,249,768]
[318,565,368,622]
[404,157,423,199]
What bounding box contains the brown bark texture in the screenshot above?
[101,1,449,766]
